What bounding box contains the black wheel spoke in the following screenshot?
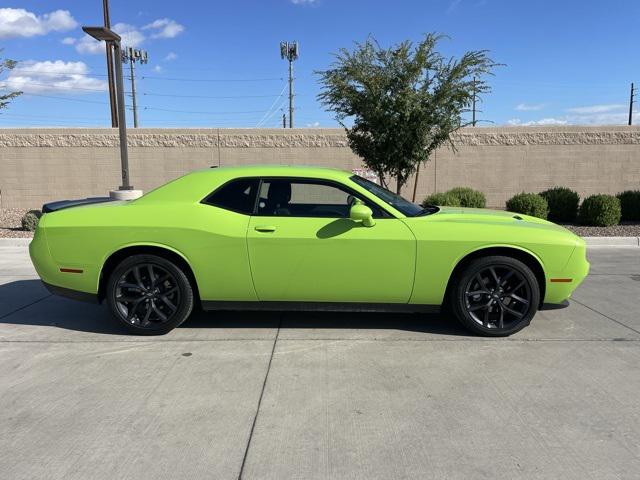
[466,290,486,297]
[489,267,500,286]
[119,282,143,292]
[133,266,144,289]
[506,280,526,295]
[499,270,515,287]
[116,295,138,303]
[498,306,504,329]
[508,293,529,305]
[501,302,524,319]
[147,265,156,285]
[154,273,170,287]
[140,303,153,326]
[159,295,177,312]
[151,301,168,321]
[126,298,144,321]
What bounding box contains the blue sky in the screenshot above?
[1,0,639,128]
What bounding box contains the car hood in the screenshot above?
[420,206,575,235]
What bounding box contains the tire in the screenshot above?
[449,255,540,337]
[106,254,194,335]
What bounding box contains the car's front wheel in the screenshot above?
[106,254,194,335]
[450,255,540,336]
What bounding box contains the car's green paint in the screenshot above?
[29,165,589,308]
[349,202,376,227]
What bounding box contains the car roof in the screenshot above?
[136,164,358,204]
[193,164,353,181]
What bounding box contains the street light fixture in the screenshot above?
[82,25,139,198]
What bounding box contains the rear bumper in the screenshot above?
[42,281,99,304]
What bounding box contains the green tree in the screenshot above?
[1,52,22,110]
[317,33,497,195]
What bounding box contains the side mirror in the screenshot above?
[349,203,375,227]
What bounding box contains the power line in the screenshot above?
[141,106,279,115]
[256,84,288,127]
[141,92,290,99]
[141,75,284,82]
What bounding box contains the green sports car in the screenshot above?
[30,165,589,336]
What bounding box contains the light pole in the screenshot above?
[82,26,141,199]
[102,0,118,128]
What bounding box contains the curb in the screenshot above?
[582,236,640,247]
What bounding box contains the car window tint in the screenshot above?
[203,178,258,214]
[257,179,387,218]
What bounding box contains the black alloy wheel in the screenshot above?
[451,256,540,336]
[106,254,194,335]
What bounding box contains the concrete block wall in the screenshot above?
[0,126,638,209]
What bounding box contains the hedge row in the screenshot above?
[422,187,640,227]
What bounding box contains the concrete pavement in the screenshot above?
[0,247,639,479]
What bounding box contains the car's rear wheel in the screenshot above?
[106,254,194,335]
[450,255,540,336]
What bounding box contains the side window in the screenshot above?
[256,179,387,218]
[203,178,258,215]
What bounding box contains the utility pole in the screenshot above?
[282,113,286,129]
[280,41,299,128]
[122,47,148,128]
[103,0,118,127]
[472,76,477,127]
[629,82,635,126]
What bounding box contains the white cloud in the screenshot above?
[306,121,321,127]
[291,0,318,4]
[566,104,625,114]
[153,65,164,73]
[164,52,178,61]
[506,117,568,126]
[2,60,106,94]
[143,18,184,39]
[75,22,145,55]
[73,19,181,54]
[61,36,76,45]
[0,8,77,38]
[515,103,546,111]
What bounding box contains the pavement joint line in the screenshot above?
[571,298,640,336]
[0,337,638,344]
[0,294,52,321]
[237,314,282,480]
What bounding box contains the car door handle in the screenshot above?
[254,225,277,233]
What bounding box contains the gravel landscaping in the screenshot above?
[563,223,640,237]
[1,208,639,239]
[0,209,33,238]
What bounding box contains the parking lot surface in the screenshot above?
[1,246,639,479]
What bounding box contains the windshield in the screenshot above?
[350,175,432,217]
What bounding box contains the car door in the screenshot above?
[246,177,416,303]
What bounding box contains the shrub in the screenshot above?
[21,209,42,231]
[422,187,485,208]
[505,193,549,219]
[422,192,461,207]
[616,190,640,221]
[539,187,579,223]
[446,187,486,208]
[579,194,621,227]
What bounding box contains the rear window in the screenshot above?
[202,178,259,215]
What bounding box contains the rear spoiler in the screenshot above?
[42,197,113,213]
